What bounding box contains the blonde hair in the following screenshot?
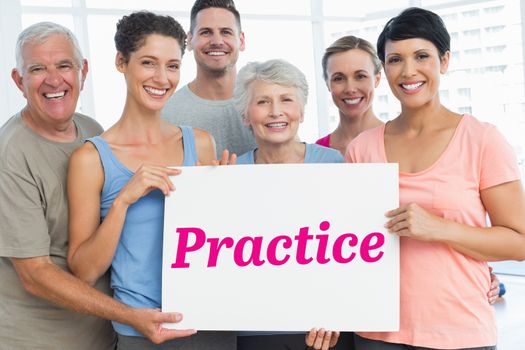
[322,35,381,81]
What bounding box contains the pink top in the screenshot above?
[346,115,520,349]
[315,133,331,148]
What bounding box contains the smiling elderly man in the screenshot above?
[0,22,190,350]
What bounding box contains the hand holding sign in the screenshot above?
[385,203,445,241]
[306,329,340,350]
[117,165,181,204]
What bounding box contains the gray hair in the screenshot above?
[234,59,309,119]
[15,22,84,74]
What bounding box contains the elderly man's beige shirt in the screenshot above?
[0,112,116,350]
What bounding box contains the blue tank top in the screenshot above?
[88,126,198,336]
[237,143,344,164]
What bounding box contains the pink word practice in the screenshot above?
[170,220,385,268]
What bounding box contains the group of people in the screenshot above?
[1,1,524,350]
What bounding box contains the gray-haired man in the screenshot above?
[0,22,190,350]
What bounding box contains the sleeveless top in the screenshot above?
[88,126,198,336]
[237,143,343,164]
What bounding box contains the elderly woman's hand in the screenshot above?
[305,328,340,350]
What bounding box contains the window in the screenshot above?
[441,13,458,22]
[457,88,471,98]
[364,26,377,34]
[486,45,506,53]
[485,65,507,73]
[465,48,482,56]
[458,106,472,114]
[462,9,480,18]
[485,25,505,34]
[463,29,481,38]
[379,113,389,120]
[323,1,409,16]
[85,0,194,11]
[378,95,388,103]
[484,5,504,14]
[236,0,311,16]
[448,68,472,77]
[504,102,525,115]
[472,67,484,74]
[21,0,71,6]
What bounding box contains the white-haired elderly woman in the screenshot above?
[234,59,343,165]
[234,59,352,350]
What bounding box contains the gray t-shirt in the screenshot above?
[0,112,116,350]
[161,84,256,157]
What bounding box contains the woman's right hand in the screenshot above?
[117,165,181,206]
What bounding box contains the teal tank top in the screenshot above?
[87,126,198,336]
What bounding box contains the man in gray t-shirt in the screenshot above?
[162,0,256,157]
[0,22,187,350]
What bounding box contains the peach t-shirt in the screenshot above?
[346,115,520,349]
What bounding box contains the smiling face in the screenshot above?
[326,48,380,120]
[383,37,449,110]
[117,34,182,113]
[11,34,87,126]
[244,81,303,146]
[188,7,245,76]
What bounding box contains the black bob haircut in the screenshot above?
[377,7,450,63]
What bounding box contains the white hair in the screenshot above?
[234,59,308,119]
[15,22,84,74]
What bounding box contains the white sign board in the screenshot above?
[163,163,399,331]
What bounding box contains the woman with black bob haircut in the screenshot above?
[376,7,450,64]
[347,7,525,350]
[67,11,236,350]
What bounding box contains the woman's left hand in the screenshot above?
[385,203,446,241]
[488,266,500,304]
[305,328,339,350]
